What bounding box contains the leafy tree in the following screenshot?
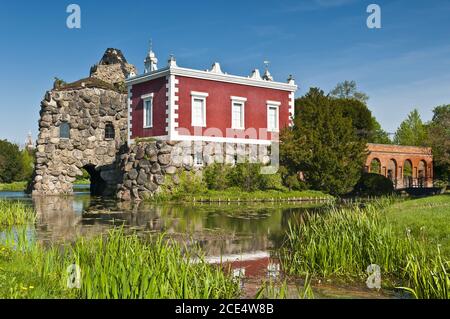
[0,140,24,183]
[329,80,369,104]
[426,104,450,182]
[370,117,392,144]
[332,98,374,140]
[19,149,34,181]
[393,109,427,146]
[330,82,390,143]
[281,88,367,195]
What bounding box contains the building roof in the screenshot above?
[126,58,297,92]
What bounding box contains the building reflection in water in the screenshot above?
[32,195,321,261]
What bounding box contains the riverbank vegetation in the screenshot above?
[0,200,35,228]
[150,163,332,202]
[280,196,449,299]
[0,228,240,299]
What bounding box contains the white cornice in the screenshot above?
[126,66,297,92]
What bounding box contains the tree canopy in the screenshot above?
[0,140,24,183]
[329,81,390,144]
[393,109,427,146]
[426,104,450,182]
[281,88,367,195]
[329,80,369,104]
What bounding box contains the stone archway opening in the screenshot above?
[83,164,108,196]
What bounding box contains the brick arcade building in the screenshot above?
[365,143,433,189]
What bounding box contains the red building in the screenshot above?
[126,49,297,148]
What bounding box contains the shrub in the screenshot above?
[226,162,269,192]
[203,163,232,190]
[351,172,394,197]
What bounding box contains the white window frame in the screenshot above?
[267,101,281,132]
[142,93,154,129]
[194,151,204,167]
[191,91,208,127]
[231,96,247,130]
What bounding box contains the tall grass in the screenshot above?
[0,200,36,228]
[0,228,240,299]
[73,229,240,299]
[280,202,449,299]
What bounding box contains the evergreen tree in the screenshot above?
[281,88,367,195]
[329,80,369,104]
[426,104,450,182]
[393,109,427,146]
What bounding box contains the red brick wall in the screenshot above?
[176,76,291,141]
[130,76,167,139]
[365,143,433,188]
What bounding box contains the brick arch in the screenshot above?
[365,144,433,189]
[368,157,381,174]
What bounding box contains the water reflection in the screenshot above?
[0,192,325,256]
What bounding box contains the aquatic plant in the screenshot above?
[0,228,241,299]
[0,200,36,228]
[280,201,449,299]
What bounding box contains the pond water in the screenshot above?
[0,190,398,299]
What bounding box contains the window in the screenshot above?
[191,91,208,127]
[143,98,153,128]
[105,123,115,139]
[231,96,246,130]
[194,151,204,166]
[60,122,70,139]
[267,102,280,132]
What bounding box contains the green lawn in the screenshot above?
[384,194,450,258]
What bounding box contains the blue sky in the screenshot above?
[0,0,449,145]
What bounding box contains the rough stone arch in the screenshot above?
[31,48,137,197]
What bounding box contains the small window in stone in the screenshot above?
[105,123,115,139]
[194,151,204,166]
[60,122,70,139]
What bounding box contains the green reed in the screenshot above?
[280,202,449,299]
[255,274,314,299]
[0,200,36,228]
[0,228,241,299]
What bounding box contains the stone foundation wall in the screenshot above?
[116,140,271,201]
[32,87,128,196]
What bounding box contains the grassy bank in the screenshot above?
[384,195,450,258]
[0,228,240,299]
[0,200,35,228]
[153,188,332,203]
[0,182,27,192]
[0,180,90,192]
[280,198,449,299]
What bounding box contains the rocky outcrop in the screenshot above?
[90,48,137,85]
